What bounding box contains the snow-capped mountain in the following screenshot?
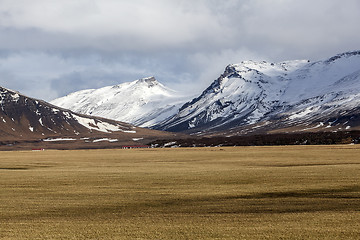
[155,51,360,135]
[49,50,360,136]
[51,77,190,127]
[0,86,177,149]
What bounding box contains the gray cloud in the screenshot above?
[0,0,359,101]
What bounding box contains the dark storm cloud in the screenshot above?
[0,0,359,100]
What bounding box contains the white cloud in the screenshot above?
[0,0,233,51]
[1,0,359,55]
[0,0,359,101]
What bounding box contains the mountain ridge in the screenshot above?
[51,76,191,127]
[50,50,360,137]
[0,85,178,150]
[154,50,360,135]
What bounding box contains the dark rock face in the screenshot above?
[1,86,93,139]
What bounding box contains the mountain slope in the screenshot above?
[154,60,309,132]
[0,86,178,150]
[51,77,190,127]
[155,51,360,135]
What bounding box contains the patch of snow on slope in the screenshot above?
[73,115,136,133]
[12,93,20,102]
[132,138,144,141]
[63,111,72,119]
[164,141,177,147]
[93,138,119,143]
[300,122,324,131]
[288,106,321,120]
[43,138,77,142]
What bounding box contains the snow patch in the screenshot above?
[12,93,20,102]
[288,106,321,120]
[93,138,119,143]
[63,111,72,119]
[73,115,133,133]
[43,138,77,142]
[300,122,324,131]
[132,138,144,141]
[164,141,177,147]
[121,130,137,133]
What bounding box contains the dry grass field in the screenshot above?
[1,145,360,239]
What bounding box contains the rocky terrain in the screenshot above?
[0,86,179,150]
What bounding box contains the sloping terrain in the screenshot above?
[51,77,190,127]
[14,50,360,141]
[155,51,360,135]
[0,86,179,150]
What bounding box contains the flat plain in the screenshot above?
[0,145,359,239]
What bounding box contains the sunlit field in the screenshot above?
[1,145,360,239]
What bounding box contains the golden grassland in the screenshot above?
[0,145,360,239]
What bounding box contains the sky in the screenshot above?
[0,0,359,101]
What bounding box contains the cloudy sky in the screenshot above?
[0,0,359,101]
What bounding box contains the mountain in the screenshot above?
[155,51,360,135]
[0,86,178,150]
[51,77,190,127]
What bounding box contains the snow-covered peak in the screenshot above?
[51,77,192,127]
[155,50,360,133]
[135,76,159,87]
[229,59,309,77]
[281,50,360,103]
[106,76,176,98]
[110,76,160,90]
